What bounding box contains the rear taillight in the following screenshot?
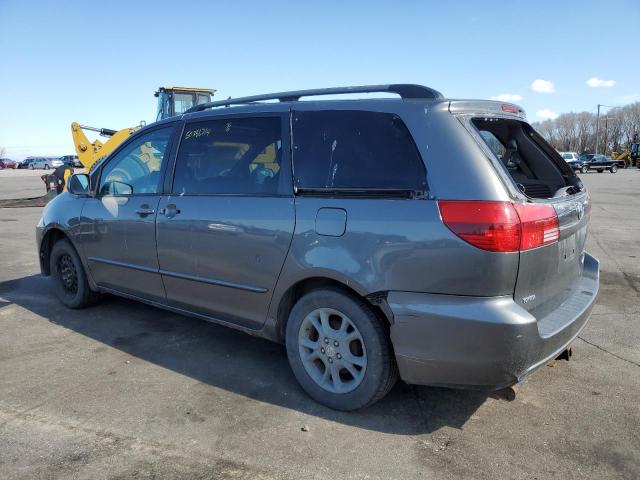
[512,203,559,250]
[438,200,559,252]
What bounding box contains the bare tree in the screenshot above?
[532,102,640,154]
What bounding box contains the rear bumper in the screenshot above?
[388,252,599,390]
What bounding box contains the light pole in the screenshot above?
[602,117,615,155]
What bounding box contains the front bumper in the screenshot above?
[388,252,599,390]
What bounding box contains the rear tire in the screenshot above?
[580,166,588,174]
[50,239,98,309]
[285,288,397,410]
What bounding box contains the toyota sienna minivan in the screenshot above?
[37,85,599,410]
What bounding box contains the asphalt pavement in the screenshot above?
[0,168,638,479]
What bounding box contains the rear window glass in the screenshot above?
[292,110,425,191]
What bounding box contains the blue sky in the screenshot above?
[1,0,639,159]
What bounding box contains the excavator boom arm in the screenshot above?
[71,122,138,171]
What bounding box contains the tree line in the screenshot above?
[532,102,640,154]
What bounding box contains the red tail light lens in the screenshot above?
[438,201,521,252]
[513,203,559,250]
[438,200,559,252]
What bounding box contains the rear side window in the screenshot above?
[173,117,283,195]
[292,110,426,191]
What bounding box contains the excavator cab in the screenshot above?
[155,87,215,121]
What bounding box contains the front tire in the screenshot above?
[580,165,588,174]
[285,288,397,410]
[610,165,618,173]
[50,239,98,309]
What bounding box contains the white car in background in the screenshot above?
[559,152,579,162]
[27,157,64,170]
[559,152,580,171]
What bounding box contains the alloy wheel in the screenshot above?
[298,307,367,394]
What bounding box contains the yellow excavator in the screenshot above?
[34,87,215,198]
[71,86,215,173]
[611,141,639,168]
[0,87,214,207]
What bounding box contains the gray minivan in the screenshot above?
[37,85,599,410]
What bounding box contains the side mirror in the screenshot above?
[68,174,90,195]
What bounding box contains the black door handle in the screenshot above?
[160,204,181,218]
[135,206,155,216]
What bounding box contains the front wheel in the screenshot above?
[50,239,99,309]
[285,288,397,410]
[580,166,588,174]
[610,165,618,173]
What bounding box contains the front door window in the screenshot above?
[99,128,172,196]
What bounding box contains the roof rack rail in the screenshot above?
[185,84,443,113]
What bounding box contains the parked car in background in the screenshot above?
[559,152,580,171]
[576,154,618,173]
[18,158,35,169]
[37,85,598,410]
[559,152,579,162]
[612,156,627,169]
[0,158,18,169]
[27,157,64,170]
[59,155,82,168]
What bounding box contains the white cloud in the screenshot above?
[530,79,556,93]
[490,93,523,102]
[536,109,559,120]
[586,77,616,88]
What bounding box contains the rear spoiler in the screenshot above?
[448,100,527,120]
